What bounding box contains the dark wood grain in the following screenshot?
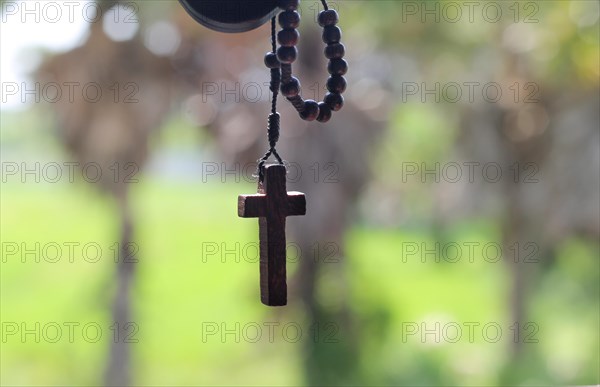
[287,192,307,216]
[238,194,267,217]
[238,164,306,306]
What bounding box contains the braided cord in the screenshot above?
[257,16,284,182]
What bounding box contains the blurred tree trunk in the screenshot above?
[449,24,599,381]
[36,2,174,383]
[282,28,388,385]
[105,190,135,387]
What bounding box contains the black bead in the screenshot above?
[278,0,299,11]
[317,102,332,123]
[281,77,301,98]
[327,58,348,75]
[325,43,345,59]
[324,92,344,112]
[318,10,338,27]
[264,52,280,69]
[279,10,300,29]
[322,25,341,44]
[277,46,297,64]
[300,100,320,121]
[278,28,299,47]
[327,75,347,94]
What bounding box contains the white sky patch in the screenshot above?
[1,1,94,111]
[144,21,180,57]
[102,2,139,42]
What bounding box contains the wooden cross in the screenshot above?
[238,164,306,306]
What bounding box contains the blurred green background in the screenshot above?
[1,0,599,386]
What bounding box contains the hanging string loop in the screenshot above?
[257,16,284,182]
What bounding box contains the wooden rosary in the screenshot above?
[179,0,348,306]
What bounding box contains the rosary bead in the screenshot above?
[281,77,301,98]
[277,46,297,64]
[279,10,300,29]
[316,102,332,123]
[325,43,345,59]
[318,10,338,27]
[324,92,344,112]
[278,0,299,11]
[300,100,320,121]
[264,52,280,69]
[327,58,348,75]
[270,6,347,123]
[322,25,341,44]
[326,75,347,94]
[278,28,299,47]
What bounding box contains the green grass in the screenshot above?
[0,179,302,386]
[1,177,598,386]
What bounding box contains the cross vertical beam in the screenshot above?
[238,164,306,306]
